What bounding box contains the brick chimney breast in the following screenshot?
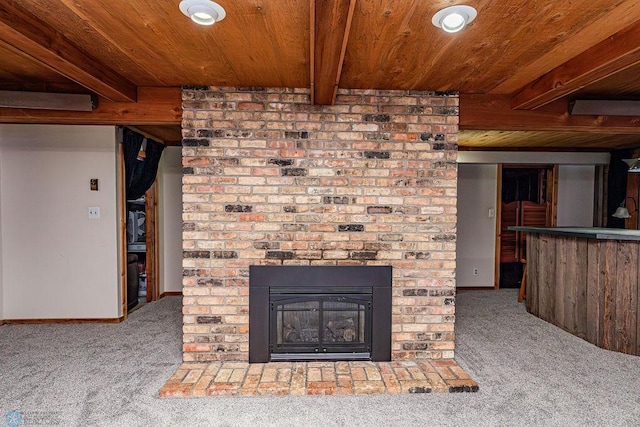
[181,87,458,362]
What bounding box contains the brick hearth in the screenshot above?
[160,360,478,397]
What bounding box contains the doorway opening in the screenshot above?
[496,165,557,289]
[118,127,162,319]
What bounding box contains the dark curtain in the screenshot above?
[607,148,633,228]
[122,127,166,200]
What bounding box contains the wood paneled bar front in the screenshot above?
[510,226,640,357]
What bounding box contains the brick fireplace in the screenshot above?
[181,86,458,363]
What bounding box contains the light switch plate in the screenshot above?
[88,207,100,219]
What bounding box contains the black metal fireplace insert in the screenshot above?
[249,265,392,363]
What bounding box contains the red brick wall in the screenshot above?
[181,87,458,362]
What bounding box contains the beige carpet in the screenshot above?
[1,290,639,426]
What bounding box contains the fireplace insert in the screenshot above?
[249,265,391,362]
[270,288,372,359]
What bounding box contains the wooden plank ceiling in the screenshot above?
[460,130,640,150]
[1,0,640,148]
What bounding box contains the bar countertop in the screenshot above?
[508,226,640,241]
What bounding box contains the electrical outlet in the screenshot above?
[88,207,100,219]
[473,267,479,276]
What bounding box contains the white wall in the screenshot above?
[158,146,183,294]
[0,124,120,319]
[456,152,605,288]
[557,165,595,227]
[457,164,498,287]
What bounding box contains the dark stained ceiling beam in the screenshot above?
[461,94,640,133]
[511,20,640,110]
[0,87,181,125]
[0,81,89,94]
[310,0,356,105]
[0,1,137,102]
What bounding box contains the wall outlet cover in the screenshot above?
[88,207,100,219]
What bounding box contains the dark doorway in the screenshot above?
[502,168,545,204]
[498,166,555,288]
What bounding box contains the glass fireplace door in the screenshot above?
[270,293,372,359]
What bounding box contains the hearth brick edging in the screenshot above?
[160,360,478,397]
[181,87,458,362]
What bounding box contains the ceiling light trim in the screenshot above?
[432,5,477,33]
[179,0,226,26]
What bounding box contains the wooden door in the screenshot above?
[500,201,520,264]
[144,181,160,302]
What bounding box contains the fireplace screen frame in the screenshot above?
[270,289,373,359]
[249,265,392,363]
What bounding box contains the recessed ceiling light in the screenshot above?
[432,5,477,33]
[179,0,226,26]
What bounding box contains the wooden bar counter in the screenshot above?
[510,226,640,357]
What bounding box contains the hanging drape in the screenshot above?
[121,127,166,200]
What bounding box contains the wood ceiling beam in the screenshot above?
[511,20,640,110]
[310,0,356,105]
[461,94,640,134]
[125,125,184,146]
[127,125,183,146]
[0,1,137,102]
[0,87,181,125]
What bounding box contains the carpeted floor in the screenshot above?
[1,290,639,426]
